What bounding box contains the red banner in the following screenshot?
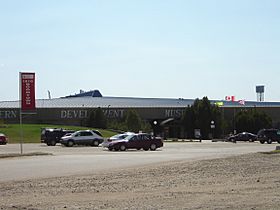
[20,72,36,111]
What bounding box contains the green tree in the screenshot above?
[95,107,107,129]
[211,105,222,138]
[235,109,272,134]
[125,109,142,132]
[141,120,152,133]
[193,97,213,139]
[107,119,127,132]
[87,107,107,129]
[181,97,222,139]
[181,105,195,138]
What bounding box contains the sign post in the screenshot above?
[19,72,36,154]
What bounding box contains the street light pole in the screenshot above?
[210,120,215,139]
[153,120,158,137]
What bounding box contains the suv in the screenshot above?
[41,128,75,146]
[60,130,104,147]
[257,129,280,144]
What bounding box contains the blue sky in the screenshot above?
[0,0,279,101]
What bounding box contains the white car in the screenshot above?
[60,130,103,147]
[102,132,134,148]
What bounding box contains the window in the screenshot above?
[81,132,93,136]
[143,135,150,140]
[130,136,138,141]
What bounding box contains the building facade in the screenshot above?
[1,91,280,138]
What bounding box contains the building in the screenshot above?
[1,90,280,138]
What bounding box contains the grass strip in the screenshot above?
[260,150,280,155]
[0,152,53,159]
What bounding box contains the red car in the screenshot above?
[0,133,8,145]
[108,133,163,151]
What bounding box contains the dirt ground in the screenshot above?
[1,152,280,210]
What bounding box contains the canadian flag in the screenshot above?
[225,96,235,101]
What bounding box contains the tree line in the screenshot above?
[181,97,272,138]
[85,98,272,138]
[86,107,151,133]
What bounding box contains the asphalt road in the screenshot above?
[0,141,277,182]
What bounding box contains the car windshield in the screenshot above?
[111,134,124,139]
[92,130,102,137]
[73,131,80,136]
[124,134,136,140]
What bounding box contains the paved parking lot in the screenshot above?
[0,141,277,182]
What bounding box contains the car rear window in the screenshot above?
[92,130,102,137]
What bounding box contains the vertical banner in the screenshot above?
[20,72,36,111]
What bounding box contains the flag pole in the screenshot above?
[19,72,23,154]
[19,110,23,154]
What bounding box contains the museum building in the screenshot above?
[1,90,280,138]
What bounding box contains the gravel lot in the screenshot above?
[0,152,280,209]
[0,142,279,209]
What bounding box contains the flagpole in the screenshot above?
[19,110,23,154]
[19,72,23,154]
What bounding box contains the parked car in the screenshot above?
[102,132,134,148]
[227,132,257,142]
[41,128,75,146]
[0,133,8,145]
[257,129,280,144]
[60,130,104,147]
[107,133,163,151]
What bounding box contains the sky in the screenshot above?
[0,0,280,102]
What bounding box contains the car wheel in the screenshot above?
[120,144,126,151]
[108,147,113,151]
[267,139,273,144]
[67,140,74,147]
[136,147,141,150]
[150,143,157,151]
[143,147,149,151]
[260,140,265,144]
[46,142,51,146]
[50,140,56,146]
[92,140,99,147]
